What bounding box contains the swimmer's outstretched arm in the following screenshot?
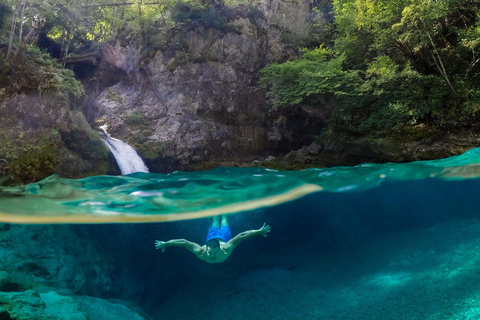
[226,223,271,248]
[155,239,202,255]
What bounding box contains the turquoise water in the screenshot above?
[3,148,480,320]
[1,147,480,223]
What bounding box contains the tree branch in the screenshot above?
[415,23,457,96]
[82,2,159,7]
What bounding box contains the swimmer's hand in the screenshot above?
[258,223,271,237]
[155,240,166,252]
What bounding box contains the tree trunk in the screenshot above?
[112,6,118,34]
[63,28,71,67]
[18,0,27,47]
[138,0,145,41]
[61,27,66,60]
[416,23,457,96]
[7,0,20,60]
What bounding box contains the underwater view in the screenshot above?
[2,148,480,319]
[5,0,480,319]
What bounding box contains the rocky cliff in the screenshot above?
[87,0,480,173]
[90,0,326,172]
[0,47,113,184]
[2,0,478,183]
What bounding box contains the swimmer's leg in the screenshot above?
[221,215,229,227]
[212,215,220,228]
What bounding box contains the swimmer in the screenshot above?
[155,215,271,263]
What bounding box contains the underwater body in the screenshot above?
[3,148,480,319]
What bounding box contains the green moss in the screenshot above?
[55,148,110,179]
[248,158,316,171]
[58,111,110,177]
[106,89,123,104]
[167,50,191,72]
[124,112,160,160]
[136,140,172,160]
[0,128,62,161]
[0,108,110,184]
[171,2,229,31]
[0,39,111,183]
[188,160,223,171]
[8,145,58,184]
[126,112,147,126]
[0,46,84,100]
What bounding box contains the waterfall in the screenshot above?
[99,126,149,175]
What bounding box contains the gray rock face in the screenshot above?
[93,1,324,172]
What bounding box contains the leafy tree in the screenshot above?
[260,0,480,134]
[171,0,228,30]
[334,0,480,87]
[258,46,362,123]
[0,0,12,31]
[355,56,448,132]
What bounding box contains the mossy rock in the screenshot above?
[8,145,58,184]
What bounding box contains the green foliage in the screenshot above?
[134,139,166,159]
[352,58,448,132]
[1,45,84,99]
[171,1,231,31]
[0,0,264,60]
[333,0,480,83]
[9,145,58,184]
[0,0,12,31]
[306,1,335,48]
[336,0,480,130]
[126,111,147,126]
[258,46,361,107]
[260,0,480,135]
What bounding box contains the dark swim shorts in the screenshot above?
[206,226,232,242]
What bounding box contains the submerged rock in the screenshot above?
[40,291,87,320]
[0,290,147,320]
[0,225,149,319]
[0,225,113,295]
[0,306,12,320]
[77,296,147,320]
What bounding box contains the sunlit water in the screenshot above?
[1,147,480,224]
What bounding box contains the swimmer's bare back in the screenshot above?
[155,223,271,263]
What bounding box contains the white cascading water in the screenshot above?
[99,125,149,175]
